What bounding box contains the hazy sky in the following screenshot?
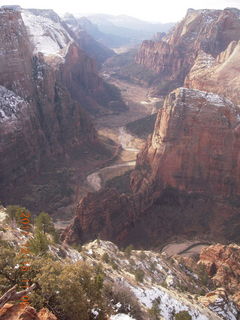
[2,0,240,22]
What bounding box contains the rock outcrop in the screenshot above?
[199,244,240,309]
[64,88,240,247]
[185,40,240,105]
[136,8,240,95]
[0,303,57,320]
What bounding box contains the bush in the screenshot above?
[134,269,145,283]
[28,229,49,255]
[30,260,105,319]
[148,298,161,320]
[6,205,31,226]
[196,263,215,289]
[35,212,54,234]
[103,282,142,319]
[175,311,192,320]
[124,245,134,258]
[138,251,147,260]
[102,253,110,263]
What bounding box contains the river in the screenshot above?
[87,127,140,191]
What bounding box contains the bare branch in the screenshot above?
[0,283,36,308]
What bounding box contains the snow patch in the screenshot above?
[110,314,136,320]
[0,86,27,122]
[21,10,71,55]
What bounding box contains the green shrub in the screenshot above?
[138,251,147,260]
[124,245,134,258]
[103,282,142,319]
[134,269,145,283]
[175,311,192,320]
[102,253,109,263]
[148,298,161,320]
[6,205,31,226]
[110,259,118,270]
[28,229,49,255]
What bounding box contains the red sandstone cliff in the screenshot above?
[136,8,240,95]
[64,88,240,247]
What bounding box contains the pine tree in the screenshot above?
[28,229,49,255]
[35,212,54,234]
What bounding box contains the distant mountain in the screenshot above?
[67,16,134,48]
[75,14,175,48]
[87,14,174,33]
[63,13,115,65]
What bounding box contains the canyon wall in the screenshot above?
[136,8,240,95]
[0,8,124,212]
[185,40,240,105]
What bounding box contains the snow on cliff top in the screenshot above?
[21,10,72,55]
[177,87,235,108]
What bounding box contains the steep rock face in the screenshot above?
[0,9,34,98]
[64,88,240,247]
[136,8,240,95]
[22,9,125,116]
[185,40,240,105]
[131,88,240,197]
[199,244,240,309]
[62,188,135,245]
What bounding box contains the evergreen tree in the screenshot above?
[28,229,49,255]
[35,212,54,234]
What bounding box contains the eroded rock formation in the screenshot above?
[199,244,240,309]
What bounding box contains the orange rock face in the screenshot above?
[199,244,240,309]
[136,8,240,95]
[132,87,240,197]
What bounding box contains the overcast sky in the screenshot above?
[2,0,240,22]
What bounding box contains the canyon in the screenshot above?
[63,7,240,248]
[1,4,240,320]
[0,7,125,216]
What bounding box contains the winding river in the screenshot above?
[87,127,140,191]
